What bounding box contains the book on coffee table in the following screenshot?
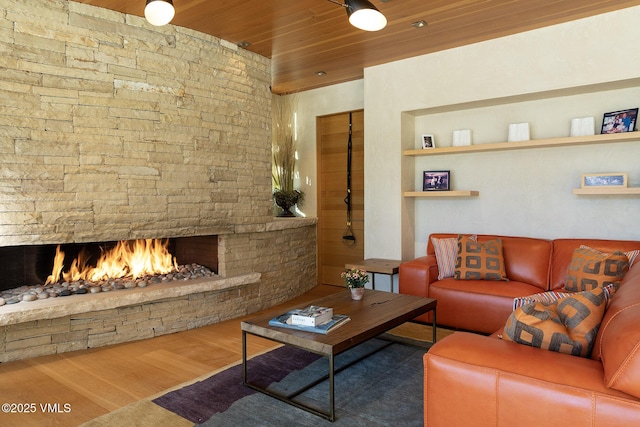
[268,311,350,334]
[290,305,333,326]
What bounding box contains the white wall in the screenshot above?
[363,6,640,260]
[287,80,364,217]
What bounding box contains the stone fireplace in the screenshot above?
[0,2,317,362]
[0,220,317,363]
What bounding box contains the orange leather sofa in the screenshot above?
[400,234,640,426]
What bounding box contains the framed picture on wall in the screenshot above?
[421,134,435,149]
[423,170,450,191]
[581,173,628,188]
[600,108,638,134]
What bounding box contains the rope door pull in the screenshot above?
[343,112,356,245]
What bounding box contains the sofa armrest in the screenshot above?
[399,255,438,298]
[424,332,640,427]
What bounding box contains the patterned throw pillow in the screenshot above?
[504,287,609,357]
[626,249,640,267]
[512,290,573,310]
[432,235,477,280]
[565,246,629,292]
[579,245,640,268]
[512,283,616,311]
[454,235,508,281]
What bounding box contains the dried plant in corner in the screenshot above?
[272,94,303,216]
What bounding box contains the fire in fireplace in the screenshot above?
[0,236,219,306]
[46,239,178,285]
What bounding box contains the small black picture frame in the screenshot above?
[601,108,638,134]
[423,170,450,191]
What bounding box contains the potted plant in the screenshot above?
[272,94,304,217]
[341,268,369,300]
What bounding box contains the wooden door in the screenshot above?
[317,110,364,286]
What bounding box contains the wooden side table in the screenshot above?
[345,258,402,292]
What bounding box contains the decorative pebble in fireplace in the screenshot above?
[0,239,217,307]
[0,263,216,306]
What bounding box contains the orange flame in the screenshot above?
[45,239,178,285]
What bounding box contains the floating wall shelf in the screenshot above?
[572,187,640,195]
[403,132,640,157]
[403,191,479,198]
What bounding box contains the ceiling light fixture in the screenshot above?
[145,0,175,26]
[327,0,387,32]
[412,20,427,29]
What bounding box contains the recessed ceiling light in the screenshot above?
[316,71,327,76]
[412,20,427,29]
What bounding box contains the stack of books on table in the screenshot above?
[269,305,350,334]
[291,306,333,326]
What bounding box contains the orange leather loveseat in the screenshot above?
[399,234,640,426]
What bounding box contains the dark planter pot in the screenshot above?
[274,190,300,217]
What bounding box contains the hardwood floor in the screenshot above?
[0,285,341,426]
[0,285,445,426]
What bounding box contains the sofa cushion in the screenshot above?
[431,278,543,334]
[565,246,629,292]
[432,235,476,280]
[503,287,608,357]
[427,234,551,290]
[455,235,508,281]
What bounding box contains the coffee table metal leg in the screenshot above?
[242,330,247,383]
[432,309,437,343]
[329,354,335,421]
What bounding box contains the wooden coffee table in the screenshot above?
[241,289,437,421]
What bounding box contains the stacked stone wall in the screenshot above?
[0,1,273,245]
[220,219,318,309]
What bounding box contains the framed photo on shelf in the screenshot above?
[600,108,638,134]
[423,170,450,191]
[581,173,628,188]
[421,134,435,149]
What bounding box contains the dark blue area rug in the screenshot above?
[152,346,322,423]
[153,339,426,426]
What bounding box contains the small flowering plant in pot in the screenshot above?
[341,268,369,300]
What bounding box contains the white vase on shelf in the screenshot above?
[508,123,530,142]
[453,129,472,146]
[570,117,595,137]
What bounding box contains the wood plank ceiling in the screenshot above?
[74,0,640,94]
